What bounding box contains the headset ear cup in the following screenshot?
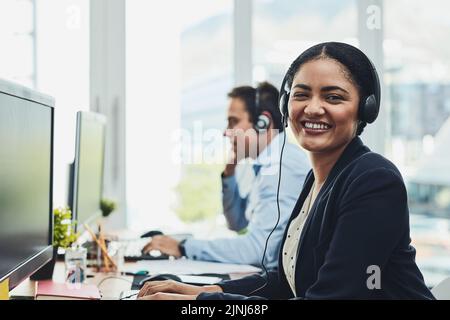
[361,94,379,124]
[278,73,291,128]
[279,94,285,118]
[255,114,271,132]
[279,92,289,127]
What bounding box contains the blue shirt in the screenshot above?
[184,132,310,268]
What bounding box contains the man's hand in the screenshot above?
[137,280,223,298]
[223,149,238,177]
[142,235,181,257]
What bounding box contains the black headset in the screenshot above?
[253,85,271,132]
[278,44,381,128]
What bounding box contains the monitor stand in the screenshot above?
[30,248,57,281]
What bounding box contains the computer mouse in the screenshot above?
[140,230,164,238]
[138,274,182,288]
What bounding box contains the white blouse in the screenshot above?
[282,186,314,295]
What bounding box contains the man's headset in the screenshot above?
[253,85,271,132]
[252,43,381,297]
[278,43,381,127]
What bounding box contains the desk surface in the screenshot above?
[10,261,253,300]
[10,261,134,300]
[9,230,255,300]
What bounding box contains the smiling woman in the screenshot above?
[136,42,435,300]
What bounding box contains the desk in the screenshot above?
[10,260,253,300]
[10,261,134,300]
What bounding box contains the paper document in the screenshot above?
[126,259,261,276]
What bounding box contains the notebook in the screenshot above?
[36,280,101,300]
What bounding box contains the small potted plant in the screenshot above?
[31,207,79,280]
[100,198,117,218]
[53,206,79,255]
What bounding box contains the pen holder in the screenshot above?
[106,241,125,272]
[64,246,87,283]
[85,238,123,273]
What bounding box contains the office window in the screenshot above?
[0,0,35,88]
[126,1,233,234]
[178,1,233,227]
[252,0,357,87]
[0,0,90,208]
[126,1,182,232]
[36,0,90,207]
[384,0,450,287]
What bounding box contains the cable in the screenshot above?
[97,276,133,289]
[96,276,135,300]
[119,292,139,300]
[248,130,287,296]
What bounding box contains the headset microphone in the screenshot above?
[248,116,286,296]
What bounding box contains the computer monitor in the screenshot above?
[0,79,54,290]
[69,111,106,230]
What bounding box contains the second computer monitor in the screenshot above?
[70,111,106,229]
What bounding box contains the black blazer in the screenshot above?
[199,137,435,300]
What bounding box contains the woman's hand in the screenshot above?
[137,280,223,298]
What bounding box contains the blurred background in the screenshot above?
[0,0,449,287]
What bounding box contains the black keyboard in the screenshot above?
[124,252,170,262]
[122,238,170,261]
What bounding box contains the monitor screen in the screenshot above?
[0,80,53,288]
[72,112,106,228]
